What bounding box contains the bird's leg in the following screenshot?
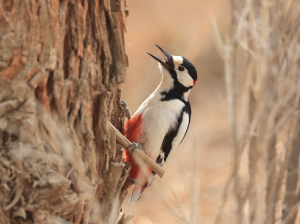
[120,100,131,119]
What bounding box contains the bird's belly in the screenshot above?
[140,100,185,159]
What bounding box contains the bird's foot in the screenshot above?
[120,100,131,119]
[127,142,142,155]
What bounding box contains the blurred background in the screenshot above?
[122,1,232,223]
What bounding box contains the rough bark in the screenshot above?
[0,0,130,223]
[282,110,300,224]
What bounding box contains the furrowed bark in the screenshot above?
[0,0,130,223]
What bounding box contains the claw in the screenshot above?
[120,100,131,119]
[127,142,142,155]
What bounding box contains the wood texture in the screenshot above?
[0,0,130,223]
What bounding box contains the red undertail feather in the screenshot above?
[123,114,143,143]
[123,114,152,182]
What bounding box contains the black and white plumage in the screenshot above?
[123,45,197,203]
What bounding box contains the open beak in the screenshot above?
[147,44,173,69]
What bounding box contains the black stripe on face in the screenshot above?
[160,68,192,100]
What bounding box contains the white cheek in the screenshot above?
[177,71,193,87]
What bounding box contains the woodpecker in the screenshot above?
[123,45,197,203]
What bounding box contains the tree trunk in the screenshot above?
[0,0,130,223]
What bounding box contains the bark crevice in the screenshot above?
[0,0,130,223]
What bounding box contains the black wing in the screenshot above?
[145,102,191,188]
[159,102,191,163]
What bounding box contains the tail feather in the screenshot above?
[145,173,156,188]
[130,184,146,203]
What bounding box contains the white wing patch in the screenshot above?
[171,112,190,153]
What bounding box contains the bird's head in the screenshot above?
[148,45,197,91]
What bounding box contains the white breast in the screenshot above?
[134,93,185,159]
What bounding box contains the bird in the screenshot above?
[123,44,197,203]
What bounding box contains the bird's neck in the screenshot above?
[155,74,190,101]
[157,73,174,92]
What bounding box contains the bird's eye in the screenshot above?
[178,66,185,71]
